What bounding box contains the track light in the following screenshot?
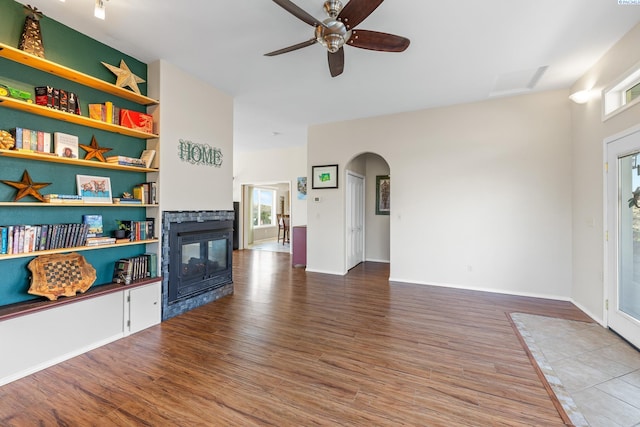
[94,0,106,20]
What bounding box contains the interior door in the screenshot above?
[606,129,640,349]
[346,171,365,270]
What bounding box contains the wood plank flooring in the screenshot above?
[0,250,591,426]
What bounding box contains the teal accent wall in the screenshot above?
[0,0,147,94]
[0,0,152,306]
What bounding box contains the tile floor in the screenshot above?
[513,313,640,427]
[247,238,290,253]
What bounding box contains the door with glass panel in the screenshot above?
[607,129,640,349]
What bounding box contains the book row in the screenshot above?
[0,223,89,255]
[116,219,155,241]
[35,86,81,115]
[112,253,158,285]
[9,128,52,153]
[88,102,154,134]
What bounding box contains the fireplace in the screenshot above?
[162,211,234,320]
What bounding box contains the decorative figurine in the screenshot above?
[18,5,45,58]
[101,59,146,95]
[1,169,51,202]
[79,135,112,162]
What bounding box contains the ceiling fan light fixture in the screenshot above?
[315,19,350,53]
[323,0,343,18]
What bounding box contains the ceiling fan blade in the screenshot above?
[328,47,344,77]
[337,0,384,30]
[265,39,317,56]
[347,29,410,52]
[272,0,325,27]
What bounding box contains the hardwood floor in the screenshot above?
[0,250,591,426]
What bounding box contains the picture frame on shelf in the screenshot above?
[312,164,338,189]
[54,132,79,158]
[375,175,390,215]
[76,174,112,204]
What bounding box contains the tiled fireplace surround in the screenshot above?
[161,210,234,321]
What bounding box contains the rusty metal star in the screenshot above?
[1,169,51,202]
[79,135,111,162]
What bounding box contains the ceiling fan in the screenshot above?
[265,0,410,77]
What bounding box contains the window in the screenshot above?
[252,188,276,227]
[603,61,640,120]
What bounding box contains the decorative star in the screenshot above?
[101,59,146,95]
[79,135,112,162]
[1,169,51,202]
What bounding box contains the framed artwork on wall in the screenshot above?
[76,174,112,204]
[312,164,338,189]
[376,175,390,215]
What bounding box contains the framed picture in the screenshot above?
[297,176,307,200]
[376,175,390,215]
[312,164,338,189]
[76,174,112,204]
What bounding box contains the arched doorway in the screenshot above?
[345,152,391,270]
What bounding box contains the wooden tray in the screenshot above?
[28,253,97,300]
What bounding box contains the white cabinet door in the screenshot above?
[125,281,161,335]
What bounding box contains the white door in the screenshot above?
[606,129,640,349]
[346,171,365,270]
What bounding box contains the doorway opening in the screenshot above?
[240,182,291,254]
[345,152,390,271]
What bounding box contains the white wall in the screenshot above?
[233,145,308,248]
[308,90,573,299]
[571,23,640,322]
[148,60,233,212]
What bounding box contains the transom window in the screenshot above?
[603,62,640,120]
[252,188,276,227]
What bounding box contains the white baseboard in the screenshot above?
[305,268,347,276]
[388,277,573,302]
[571,299,605,326]
[0,333,123,387]
[365,258,390,263]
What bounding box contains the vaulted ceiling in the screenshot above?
[19,0,640,151]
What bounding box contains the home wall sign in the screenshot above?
[178,139,223,167]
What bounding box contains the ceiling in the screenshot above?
[18,0,640,152]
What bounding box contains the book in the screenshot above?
[82,214,103,238]
[112,198,142,204]
[0,227,7,254]
[86,236,116,246]
[112,258,133,284]
[54,132,79,158]
[43,194,84,204]
[106,155,146,166]
[140,149,156,168]
[132,185,146,204]
[145,252,158,278]
[6,226,13,255]
[30,130,37,151]
[105,101,114,124]
[43,132,52,153]
[88,103,105,121]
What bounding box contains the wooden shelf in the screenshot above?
[0,277,161,322]
[0,96,158,139]
[0,239,159,261]
[0,202,158,207]
[0,43,158,106]
[0,149,158,172]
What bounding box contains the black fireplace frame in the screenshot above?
[168,220,233,303]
